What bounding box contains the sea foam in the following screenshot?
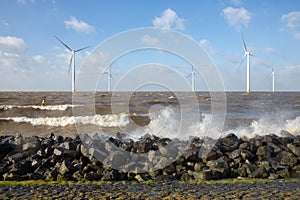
[0,113,129,127]
[0,104,75,111]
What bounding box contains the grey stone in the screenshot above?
[256,146,274,159]
[287,143,300,157]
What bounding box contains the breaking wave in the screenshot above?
[225,115,300,138]
[0,113,129,127]
[0,104,75,111]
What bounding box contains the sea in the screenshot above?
[1,92,300,140]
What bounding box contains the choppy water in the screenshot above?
[1,92,300,139]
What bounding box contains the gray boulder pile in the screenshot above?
[1,131,300,181]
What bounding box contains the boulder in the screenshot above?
[218,133,239,152]
[287,143,300,157]
[256,146,274,159]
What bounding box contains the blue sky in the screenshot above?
[1,0,300,91]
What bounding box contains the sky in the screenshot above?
[1,0,300,91]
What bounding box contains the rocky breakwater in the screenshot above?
[1,131,300,181]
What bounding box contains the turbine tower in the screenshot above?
[187,66,196,92]
[272,68,275,93]
[239,33,253,93]
[55,36,89,94]
[102,66,112,92]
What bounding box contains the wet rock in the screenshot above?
[191,170,212,180]
[228,149,241,159]
[22,137,41,154]
[287,143,300,157]
[84,171,102,181]
[276,168,290,178]
[240,150,255,162]
[277,151,298,167]
[56,160,74,175]
[256,146,274,159]
[154,174,177,182]
[0,143,15,159]
[218,133,240,152]
[251,166,269,178]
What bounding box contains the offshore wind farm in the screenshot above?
[1,1,300,199]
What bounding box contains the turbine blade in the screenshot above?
[55,36,72,52]
[237,54,246,71]
[241,33,248,52]
[68,54,73,74]
[75,46,90,52]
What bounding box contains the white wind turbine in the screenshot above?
[272,68,275,93]
[238,33,253,93]
[55,36,90,94]
[102,66,113,92]
[187,66,196,92]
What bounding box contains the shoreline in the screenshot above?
[1,179,300,199]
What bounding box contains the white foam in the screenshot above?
[225,115,300,138]
[0,104,75,111]
[0,113,129,127]
[129,106,213,140]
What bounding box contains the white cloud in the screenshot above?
[230,0,243,6]
[199,39,218,55]
[281,11,300,39]
[153,8,185,31]
[0,36,26,53]
[266,47,277,54]
[33,55,45,64]
[17,0,35,4]
[222,7,251,31]
[141,35,160,46]
[64,16,95,33]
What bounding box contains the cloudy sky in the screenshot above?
[1,0,300,91]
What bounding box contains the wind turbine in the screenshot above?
[102,66,112,92]
[187,66,196,92]
[272,68,275,93]
[55,36,89,94]
[238,33,253,93]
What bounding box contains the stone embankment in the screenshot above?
[1,131,300,181]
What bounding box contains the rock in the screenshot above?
[180,173,193,181]
[59,141,76,151]
[101,169,120,181]
[291,165,300,178]
[8,151,30,163]
[194,163,203,171]
[228,149,241,159]
[256,146,274,159]
[14,133,23,145]
[56,160,74,175]
[277,151,298,167]
[263,134,282,145]
[240,150,255,162]
[22,137,41,154]
[218,133,239,152]
[287,143,300,157]
[0,143,15,159]
[251,166,268,178]
[201,149,223,163]
[239,142,257,154]
[191,170,212,180]
[84,171,102,181]
[44,169,58,181]
[54,147,78,160]
[276,168,290,178]
[154,174,177,182]
[237,164,256,177]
